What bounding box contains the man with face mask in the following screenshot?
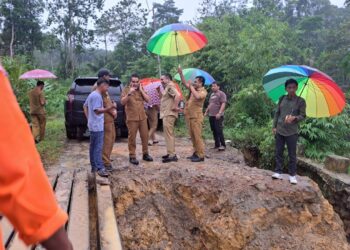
[121,73,153,165]
[28,81,46,143]
[158,73,181,163]
[178,66,208,162]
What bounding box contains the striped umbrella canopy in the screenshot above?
[147,23,208,57]
[263,65,346,118]
[174,68,215,86]
[140,78,183,103]
[20,69,57,80]
[141,78,163,107]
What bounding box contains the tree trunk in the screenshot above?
[10,22,14,58]
[104,35,108,64]
[152,6,162,77]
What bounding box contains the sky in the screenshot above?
[104,0,346,22]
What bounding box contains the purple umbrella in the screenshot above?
[20,69,57,80]
[141,78,164,107]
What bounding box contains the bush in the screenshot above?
[225,84,274,127]
[2,56,69,119]
[36,117,66,167]
[225,82,350,166]
[299,104,350,160]
[227,123,275,168]
[1,56,32,118]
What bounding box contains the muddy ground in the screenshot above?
[51,135,350,250]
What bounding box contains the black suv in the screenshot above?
[64,77,128,139]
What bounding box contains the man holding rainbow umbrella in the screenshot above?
[147,23,210,162]
[264,65,346,184]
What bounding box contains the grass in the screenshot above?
[36,116,66,168]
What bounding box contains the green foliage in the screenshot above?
[47,0,104,77]
[299,105,350,160]
[1,56,32,117]
[184,12,293,94]
[226,120,275,168]
[36,117,66,167]
[43,83,67,116]
[0,0,44,56]
[225,84,275,127]
[153,0,183,28]
[1,56,67,119]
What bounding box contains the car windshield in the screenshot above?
[74,78,121,94]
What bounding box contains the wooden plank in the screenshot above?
[96,176,123,250]
[7,235,30,250]
[67,170,90,250]
[54,171,74,214]
[6,173,59,250]
[34,171,74,250]
[47,173,58,189]
[1,217,14,247]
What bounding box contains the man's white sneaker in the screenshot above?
[272,173,282,179]
[289,176,298,185]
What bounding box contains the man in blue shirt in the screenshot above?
[84,78,116,177]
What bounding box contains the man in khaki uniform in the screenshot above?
[178,67,208,162]
[158,73,181,163]
[97,69,117,171]
[121,74,153,165]
[183,95,191,138]
[28,81,46,143]
[102,91,117,170]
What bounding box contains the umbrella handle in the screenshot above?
[175,32,180,65]
[290,78,308,116]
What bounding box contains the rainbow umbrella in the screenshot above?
[147,23,208,62]
[20,69,57,80]
[263,65,346,118]
[174,68,215,86]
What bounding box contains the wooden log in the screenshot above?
[34,172,73,250]
[67,170,90,250]
[54,171,74,214]
[96,175,123,250]
[1,217,14,247]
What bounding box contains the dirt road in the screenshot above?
[51,133,244,172]
[50,135,350,250]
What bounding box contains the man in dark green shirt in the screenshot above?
[272,79,306,184]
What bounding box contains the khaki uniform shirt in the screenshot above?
[160,82,179,119]
[103,91,115,123]
[122,86,147,121]
[28,88,45,115]
[187,87,207,119]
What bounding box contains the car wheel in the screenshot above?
[121,128,128,138]
[65,124,77,139]
[77,126,86,141]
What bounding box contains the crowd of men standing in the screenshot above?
[81,68,227,177]
[27,68,304,184]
